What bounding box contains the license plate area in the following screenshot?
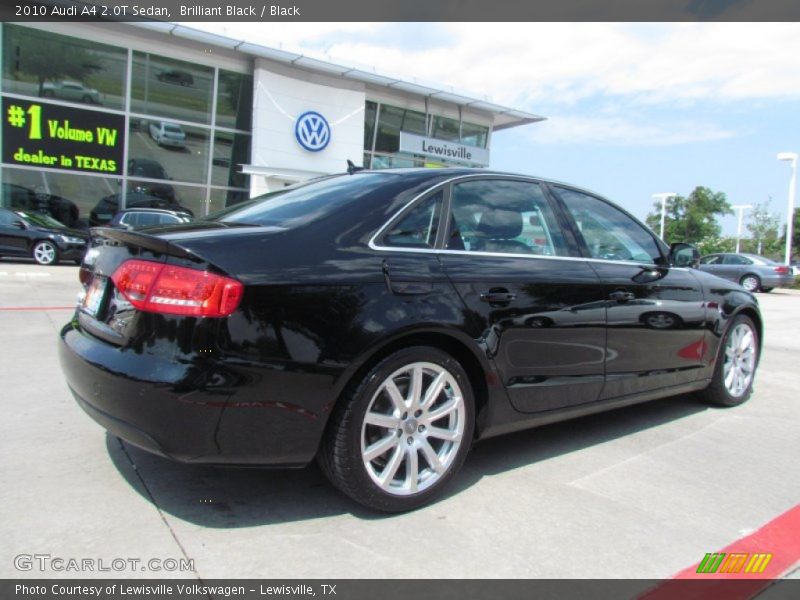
[81,276,108,318]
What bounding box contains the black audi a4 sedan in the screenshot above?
[59,169,762,512]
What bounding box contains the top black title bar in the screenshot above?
[3,0,800,22]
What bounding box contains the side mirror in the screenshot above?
[668,242,699,268]
[11,220,26,230]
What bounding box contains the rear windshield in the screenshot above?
[211,173,396,228]
[164,125,182,134]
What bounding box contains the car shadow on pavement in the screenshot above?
[107,392,707,527]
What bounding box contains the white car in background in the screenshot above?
[41,81,102,104]
[148,121,186,149]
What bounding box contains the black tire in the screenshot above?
[739,274,761,293]
[32,240,59,265]
[318,346,475,512]
[696,314,759,407]
[760,287,773,293]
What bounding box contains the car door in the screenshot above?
[721,254,753,284]
[552,186,708,399]
[437,177,607,413]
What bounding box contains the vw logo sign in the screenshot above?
[295,111,331,152]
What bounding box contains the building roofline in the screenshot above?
[127,21,546,130]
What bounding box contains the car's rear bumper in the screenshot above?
[762,274,795,288]
[58,319,328,466]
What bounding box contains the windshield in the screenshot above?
[17,211,66,229]
[211,173,396,227]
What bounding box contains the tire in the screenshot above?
[696,314,758,407]
[318,346,475,512]
[760,287,773,293]
[32,240,59,265]
[739,274,760,292]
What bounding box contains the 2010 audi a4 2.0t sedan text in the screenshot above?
[58,169,763,512]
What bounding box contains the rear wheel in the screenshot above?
[739,274,761,292]
[697,314,758,407]
[319,346,474,512]
[32,240,58,265]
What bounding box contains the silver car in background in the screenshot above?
[698,252,795,292]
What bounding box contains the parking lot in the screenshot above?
[1,259,798,582]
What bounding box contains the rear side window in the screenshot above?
[446,179,568,256]
[557,187,662,264]
[724,255,752,265]
[381,191,442,248]
[700,255,721,265]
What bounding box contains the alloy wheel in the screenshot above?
[740,275,759,292]
[33,242,57,265]
[360,362,466,496]
[723,322,757,397]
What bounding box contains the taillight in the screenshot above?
[111,259,243,317]
[774,266,790,275]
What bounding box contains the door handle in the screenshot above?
[480,289,517,305]
[609,290,635,303]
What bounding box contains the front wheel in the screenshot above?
[740,274,761,292]
[318,346,475,512]
[697,314,758,407]
[32,240,59,265]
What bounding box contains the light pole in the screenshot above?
[777,152,798,265]
[653,193,677,240]
[731,204,752,254]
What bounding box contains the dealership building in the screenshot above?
[0,21,542,225]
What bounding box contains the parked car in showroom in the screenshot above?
[697,252,794,292]
[59,169,762,512]
[2,182,81,229]
[148,121,186,149]
[127,158,176,200]
[41,80,102,104]
[0,208,88,265]
[88,192,193,226]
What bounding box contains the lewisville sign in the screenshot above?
[399,132,489,166]
[2,97,125,175]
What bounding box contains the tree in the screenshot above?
[11,29,93,95]
[746,199,781,255]
[645,186,733,244]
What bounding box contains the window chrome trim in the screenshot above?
[368,173,665,269]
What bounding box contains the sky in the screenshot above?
[185,22,800,236]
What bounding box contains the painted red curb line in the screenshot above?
[0,306,74,311]
[639,504,800,600]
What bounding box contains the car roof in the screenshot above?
[118,208,185,215]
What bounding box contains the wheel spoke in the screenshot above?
[378,444,405,487]
[420,371,446,410]
[408,366,423,409]
[364,412,401,430]
[425,396,459,423]
[419,438,444,473]
[405,447,419,493]
[383,379,407,413]
[427,426,461,442]
[363,434,398,462]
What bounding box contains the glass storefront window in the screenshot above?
[216,70,253,131]
[211,131,251,188]
[2,24,127,111]
[461,122,489,148]
[375,105,428,153]
[127,119,210,185]
[131,51,214,125]
[2,166,120,230]
[432,115,461,142]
